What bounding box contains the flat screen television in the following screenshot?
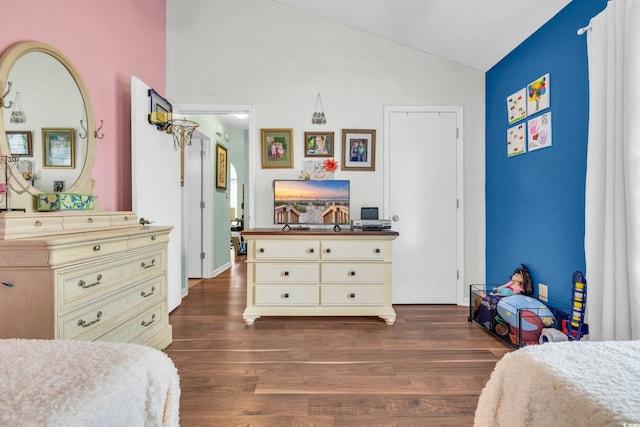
[274,179,350,229]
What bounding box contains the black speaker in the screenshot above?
[361,207,379,220]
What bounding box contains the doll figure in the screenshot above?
[492,264,534,296]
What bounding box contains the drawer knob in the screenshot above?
[349,271,356,276]
[309,248,315,253]
[375,248,381,254]
[141,313,156,327]
[283,271,289,276]
[325,248,332,254]
[87,217,94,223]
[283,293,290,299]
[140,286,156,298]
[93,245,101,252]
[77,311,102,328]
[141,259,156,269]
[78,274,103,289]
[259,248,265,253]
[151,235,157,241]
[349,293,356,299]
[34,220,42,227]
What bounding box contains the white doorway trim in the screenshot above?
[383,105,465,305]
[174,104,256,230]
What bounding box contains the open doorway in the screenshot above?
[176,104,255,277]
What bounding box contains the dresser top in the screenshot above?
[0,211,141,240]
[241,228,399,237]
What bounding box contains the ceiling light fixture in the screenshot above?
[234,113,248,120]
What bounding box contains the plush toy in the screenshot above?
[491,264,534,296]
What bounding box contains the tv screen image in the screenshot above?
[274,180,350,226]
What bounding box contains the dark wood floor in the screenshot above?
[165,254,512,427]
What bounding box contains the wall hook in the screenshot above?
[95,120,104,139]
[79,119,88,139]
[1,81,13,109]
[80,119,105,140]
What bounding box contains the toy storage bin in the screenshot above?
[468,284,571,348]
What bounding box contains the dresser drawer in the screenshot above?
[62,214,112,232]
[110,213,138,228]
[321,240,389,261]
[4,215,64,237]
[253,240,319,260]
[57,250,166,314]
[254,263,319,283]
[128,231,170,250]
[321,263,386,283]
[97,300,167,345]
[59,276,165,340]
[48,237,129,266]
[321,285,385,306]
[255,285,319,306]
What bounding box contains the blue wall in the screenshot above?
[485,0,607,305]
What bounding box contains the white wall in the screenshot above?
[166,0,486,287]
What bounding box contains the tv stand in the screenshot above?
[240,228,399,325]
[333,224,342,232]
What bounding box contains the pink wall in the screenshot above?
[0,0,166,211]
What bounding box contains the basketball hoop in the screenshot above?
[167,118,199,186]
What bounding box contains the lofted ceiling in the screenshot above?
[272,0,572,72]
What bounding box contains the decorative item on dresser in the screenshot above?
[241,228,399,325]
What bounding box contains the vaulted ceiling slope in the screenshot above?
[272,0,572,72]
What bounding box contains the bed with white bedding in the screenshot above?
[0,339,180,426]
[474,340,640,426]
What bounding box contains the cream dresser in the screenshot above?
[0,211,172,350]
[241,229,399,325]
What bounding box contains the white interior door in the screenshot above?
[385,107,462,304]
[186,131,215,278]
[131,76,185,311]
[186,134,204,278]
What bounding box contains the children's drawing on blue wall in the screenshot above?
[528,112,552,151]
[527,73,550,115]
[507,123,526,157]
[507,87,527,124]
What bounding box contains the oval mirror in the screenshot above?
[0,41,96,211]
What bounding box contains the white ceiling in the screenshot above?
[272,0,572,72]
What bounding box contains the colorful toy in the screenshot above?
[562,271,588,340]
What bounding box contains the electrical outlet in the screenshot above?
[539,283,548,302]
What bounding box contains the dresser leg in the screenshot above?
[243,314,260,325]
[380,315,396,325]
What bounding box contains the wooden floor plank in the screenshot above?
[166,253,512,425]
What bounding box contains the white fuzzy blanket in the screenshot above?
[0,339,180,427]
[474,340,640,426]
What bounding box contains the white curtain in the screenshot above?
[585,0,640,340]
